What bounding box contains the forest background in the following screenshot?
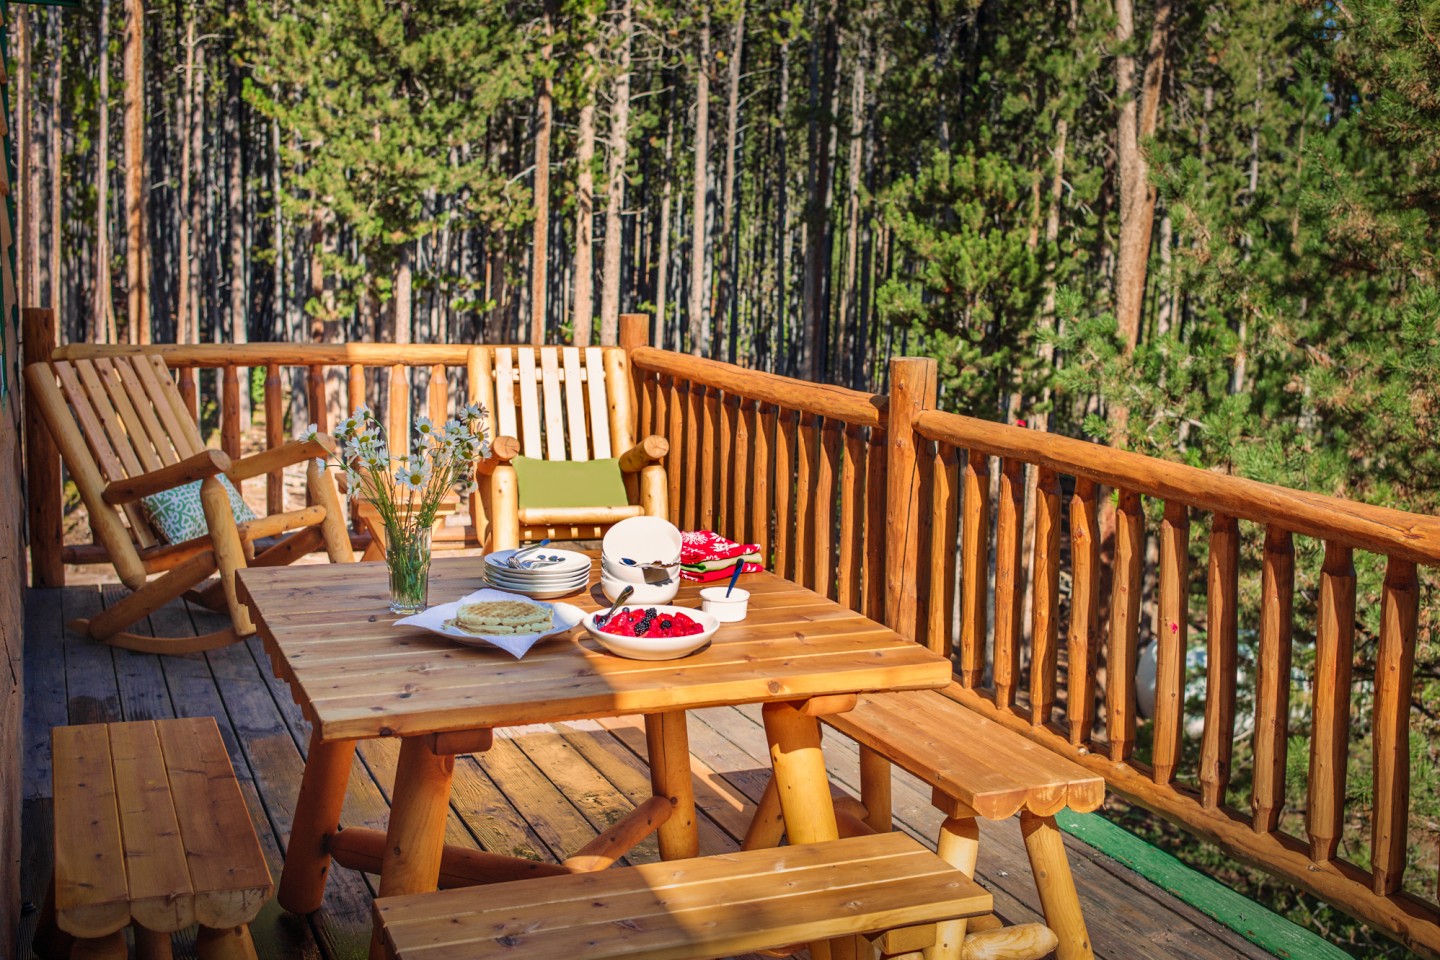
[9,0,1440,955]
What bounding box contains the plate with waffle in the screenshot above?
[395,588,586,658]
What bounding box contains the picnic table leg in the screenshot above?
[926,792,981,960]
[645,710,699,860]
[762,699,851,960]
[369,737,457,960]
[278,733,358,914]
[1021,811,1094,960]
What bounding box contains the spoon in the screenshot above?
[596,585,635,628]
[724,559,745,598]
[507,539,552,569]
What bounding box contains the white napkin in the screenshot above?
[395,588,586,659]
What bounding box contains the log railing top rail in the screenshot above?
[50,342,587,367]
[629,346,888,427]
[915,408,1440,565]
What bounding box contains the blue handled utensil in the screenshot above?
[725,559,744,598]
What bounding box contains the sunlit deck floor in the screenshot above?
[17,580,1275,960]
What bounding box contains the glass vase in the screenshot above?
[386,525,433,614]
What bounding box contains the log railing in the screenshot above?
[629,346,890,622]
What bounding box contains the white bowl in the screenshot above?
[700,586,749,622]
[601,518,683,572]
[599,571,680,605]
[582,604,718,660]
[601,554,682,586]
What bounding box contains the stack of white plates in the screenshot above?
[483,548,593,599]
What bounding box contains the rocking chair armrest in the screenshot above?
[618,435,669,474]
[103,449,233,505]
[476,435,521,477]
[228,434,338,481]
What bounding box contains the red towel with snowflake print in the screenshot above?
[680,530,765,581]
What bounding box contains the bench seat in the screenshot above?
[373,832,992,960]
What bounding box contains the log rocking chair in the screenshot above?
[25,353,355,654]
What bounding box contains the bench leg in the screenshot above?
[741,774,785,851]
[858,745,894,832]
[196,924,259,960]
[278,733,358,914]
[1020,812,1093,960]
[925,815,980,960]
[645,711,699,860]
[69,932,126,960]
[369,737,457,960]
[134,925,174,960]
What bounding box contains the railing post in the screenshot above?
[883,357,937,643]
[618,313,649,440]
[22,307,63,587]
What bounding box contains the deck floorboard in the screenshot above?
[20,584,1274,960]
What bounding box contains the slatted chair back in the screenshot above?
[479,346,635,463]
[30,354,207,582]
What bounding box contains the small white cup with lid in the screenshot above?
[699,586,750,623]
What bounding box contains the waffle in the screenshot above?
[448,599,553,636]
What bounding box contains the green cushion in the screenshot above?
[141,475,257,544]
[511,456,629,511]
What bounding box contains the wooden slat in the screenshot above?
[266,363,284,514]
[494,348,518,443]
[538,349,565,460]
[116,355,185,465]
[863,430,887,622]
[390,364,411,457]
[1372,557,1419,896]
[925,444,959,658]
[1252,526,1294,833]
[221,365,241,461]
[1107,489,1143,762]
[1029,466,1061,726]
[773,408,797,581]
[429,363,448,427]
[1307,541,1355,863]
[814,418,841,600]
[348,363,366,419]
[753,404,776,564]
[585,347,613,458]
[130,355,201,458]
[719,392,739,537]
[958,449,989,688]
[1152,502,1189,785]
[603,347,636,454]
[682,381,702,532]
[794,413,818,591]
[665,378,684,526]
[1067,479,1100,745]
[74,359,147,477]
[108,721,195,932]
[146,356,205,452]
[561,347,589,460]
[993,458,1024,711]
[157,717,272,928]
[52,724,129,938]
[515,351,541,460]
[700,386,720,531]
[91,358,162,472]
[1200,513,1239,807]
[53,360,127,481]
[309,365,330,435]
[177,367,198,421]
[837,424,865,612]
[732,397,752,545]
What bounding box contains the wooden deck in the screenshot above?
[17,581,1275,960]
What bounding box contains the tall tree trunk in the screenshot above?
[16,9,35,308]
[226,36,249,426]
[530,2,555,345]
[802,0,838,380]
[49,11,62,327]
[775,36,791,371]
[394,243,413,345]
[836,28,865,386]
[712,0,745,361]
[95,0,114,342]
[687,6,711,356]
[572,31,598,346]
[654,88,675,343]
[1112,0,1174,354]
[177,15,195,343]
[598,0,632,344]
[122,0,148,343]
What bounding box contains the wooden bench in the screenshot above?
[373,832,991,960]
[822,688,1106,960]
[33,718,273,960]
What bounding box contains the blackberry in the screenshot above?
[636,607,659,635]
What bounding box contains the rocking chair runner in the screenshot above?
[24,353,355,654]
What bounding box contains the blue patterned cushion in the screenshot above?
[141,475,257,544]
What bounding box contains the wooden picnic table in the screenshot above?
[237,556,951,957]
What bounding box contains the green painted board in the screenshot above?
[1056,809,1353,960]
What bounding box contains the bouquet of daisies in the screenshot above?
[307,402,492,539]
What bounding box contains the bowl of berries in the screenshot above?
[582,604,719,660]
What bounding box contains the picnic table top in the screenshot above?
[236,558,952,743]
